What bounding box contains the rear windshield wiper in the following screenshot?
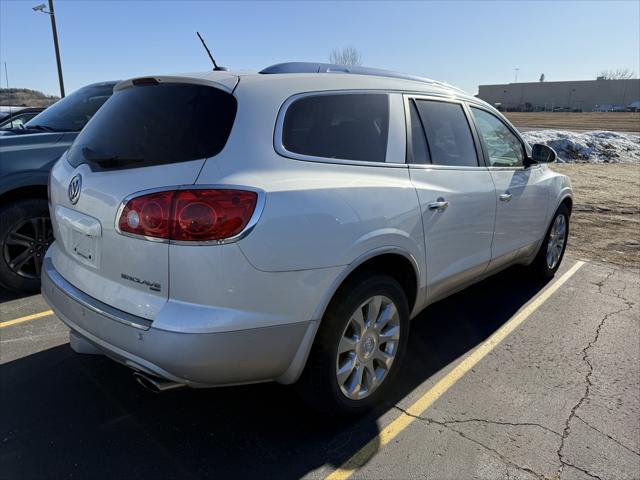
[25,124,59,132]
[82,147,145,168]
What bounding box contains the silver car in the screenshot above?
[42,63,571,415]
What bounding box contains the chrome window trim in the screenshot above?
[114,184,266,246]
[407,164,491,172]
[274,90,407,168]
[485,165,542,172]
[43,257,152,330]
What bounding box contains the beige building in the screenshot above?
[477,78,640,112]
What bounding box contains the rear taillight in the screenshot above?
[118,189,258,242]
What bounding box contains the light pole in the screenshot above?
[513,68,520,83]
[32,1,65,98]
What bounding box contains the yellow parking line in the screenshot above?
[325,260,586,480]
[0,310,54,329]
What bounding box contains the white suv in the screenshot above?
[42,63,571,415]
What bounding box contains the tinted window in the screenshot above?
[471,108,524,167]
[407,100,430,164]
[415,100,478,167]
[0,113,36,129]
[68,83,237,171]
[26,84,113,132]
[282,94,389,162]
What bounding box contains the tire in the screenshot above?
[297,271,410,416]
[530,204,570,279]
[0,198,53,293]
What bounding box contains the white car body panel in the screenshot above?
[43,68,572,387]
[49,154,206,320]
[409,165,497,303]
[488,166,551,268]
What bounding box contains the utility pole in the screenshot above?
[48,0,65,97]
[513,68,520,83]
[33,1,65,97]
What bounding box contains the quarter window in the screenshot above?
[282,94,389,163]
[471,108,524,167]
[414,100,478,167]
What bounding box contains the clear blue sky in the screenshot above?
[1,0,638,97]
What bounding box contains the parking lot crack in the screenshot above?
[429,417,562,438]
[574,415,640,457]
[592,270,637,306]
[559,461,604,480]
[555,294,634,479]
[394,407,547,480]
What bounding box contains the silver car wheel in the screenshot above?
[546,213,567,270]
[336,295,400,400]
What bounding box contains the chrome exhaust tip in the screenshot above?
[134,372,185,393]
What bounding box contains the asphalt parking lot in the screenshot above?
[1,255,639,480]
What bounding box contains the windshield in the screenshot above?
[25,84,114,132]
[67,83,237,171]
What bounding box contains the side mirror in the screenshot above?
[526,144,556,167]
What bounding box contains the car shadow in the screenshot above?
[0,289,34,303]
[0,265,551,479]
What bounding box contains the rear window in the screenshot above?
[68,83,237,171]
[282,93,389,163]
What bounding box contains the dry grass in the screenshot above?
[550,164,640,268]
[0,88,59,108]
[506,112,640,132]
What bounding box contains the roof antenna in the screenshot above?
[196,31,227,71]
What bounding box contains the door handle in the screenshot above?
[499,192,512,202]
[428,198,449,212]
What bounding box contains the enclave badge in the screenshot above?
[68,174,82,205]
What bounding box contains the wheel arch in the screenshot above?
[0,170,49,205]
[315,248,420,321]
[0,185,48,205]
[277,247,421,385]
[559,195,573,215]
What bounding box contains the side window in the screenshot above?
[0,116,25,129]
[471,107,525,167]
[282,93,389,163]
[414,100,478,167]
[407,100,430,164]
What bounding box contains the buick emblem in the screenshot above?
[68,174,82,205]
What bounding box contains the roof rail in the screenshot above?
[259,62,464,92]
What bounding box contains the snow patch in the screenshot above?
[521,130,640,164]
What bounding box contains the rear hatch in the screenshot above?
[48,75,238,320]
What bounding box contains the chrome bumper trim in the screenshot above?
[42,257,152,330]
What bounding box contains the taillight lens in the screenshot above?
[118,189,258,242]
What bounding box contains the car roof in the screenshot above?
[120,63,475,101]
[259,62,466,93]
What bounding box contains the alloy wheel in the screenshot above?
[2,217,53,279]
[546,213,566,270]
[336,295,401,400]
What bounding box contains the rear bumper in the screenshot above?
[41,257,312,386]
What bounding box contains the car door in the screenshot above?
[405,97,497,303]
[469,106,549,269]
